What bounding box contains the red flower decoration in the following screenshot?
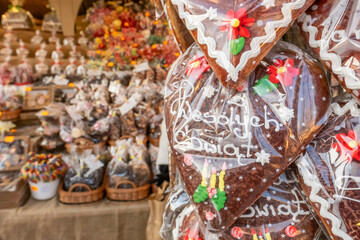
[219,9,255,40]
[185,56,210,80]
[184,229,202,240]
[267,59,300,87]
[333,130,360,162]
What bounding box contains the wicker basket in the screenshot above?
[58,180,105,204]
[0,109,21,121]
[105,176,150,201]
[65,137,106,153]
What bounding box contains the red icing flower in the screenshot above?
[207,186,217,198]
[333,130,360,162]
[184,229,202,240]
[267,59,300,87]
[219,9,255,40]
[185,56,210,80]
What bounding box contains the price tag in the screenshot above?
[4,136,14,143]
[25,87,32,92]
[41,111,49,116]
[68,82,75,87]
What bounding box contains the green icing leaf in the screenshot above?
[230,37,245,55]
[212,189,227,211]
[193,185,208,203]
[253,75,278,96]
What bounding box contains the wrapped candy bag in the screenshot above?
[296,94,360,240]
[51,56,63,75]
[35,58,49,75]
[0,57,14,85]
[15,58,34,85]
[63,148,105,191]
[0,42,12,56]
[64,57,77,76]
[35,42,47,59]
[36,104,65,150]
[165,42,331,231]
[30,30,43,45]
[51,41,64,60]
[15,39,29,58]
[161,170,322,239]
[165,0,315,88]
[128,135,150,187]
[107,138,133,188]
[297,0,360,102]
[1,0,34,30]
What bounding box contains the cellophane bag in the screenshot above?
[63,148,105,191]
[107,138,133,188]
[296,94,360,240]
[161,169,322,240]
[165,0,316,88]
[297,0,360,102]
[164,42,331,231]
[128,135,150,187]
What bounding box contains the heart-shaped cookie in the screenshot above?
[297,95,360,240]
[162,171,320,240]
[164,41,330,231]
[297,0,360,101]
[168,0,315,88]
[164,0,195,53]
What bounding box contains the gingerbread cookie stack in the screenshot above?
[297,95,360,240]
[164,42,330,231]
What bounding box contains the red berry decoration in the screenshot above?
[184,154,193,166]
[231,227,244,239]
[285,225,298,238]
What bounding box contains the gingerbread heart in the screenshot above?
[168,0,315,88]
[297,0,360,101]
[297,95,360,240]
[164,0,195,53]
[162,171,320,240]
[164,41,330,231]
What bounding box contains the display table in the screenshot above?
[0,197,150,240]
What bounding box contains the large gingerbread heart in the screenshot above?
[297,0,360,102]
[168,0,315,88]
[297,95,360,240]
[164,41,330,231]
[162,170,320,240]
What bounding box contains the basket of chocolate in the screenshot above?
[105,137,150,201]
[58,148,106,204]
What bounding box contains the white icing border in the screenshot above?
[296,157,352,240]
[298,13,360,90]
[331,98,360,117]
[171,0,307,82]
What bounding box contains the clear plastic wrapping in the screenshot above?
[63,149,105,191]
[164,42,331,231]
[164,0,315,88]
[297,0,360,102]
[296,94,360,240]
[161,170,321,240]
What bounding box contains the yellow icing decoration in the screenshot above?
[231,18,240,28]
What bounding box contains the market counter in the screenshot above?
[0,197,150,240]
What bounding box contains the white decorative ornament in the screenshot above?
[261,0,276,9]
[255,150,270,165]
[203,85,216,98]
[278,105,294,123]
